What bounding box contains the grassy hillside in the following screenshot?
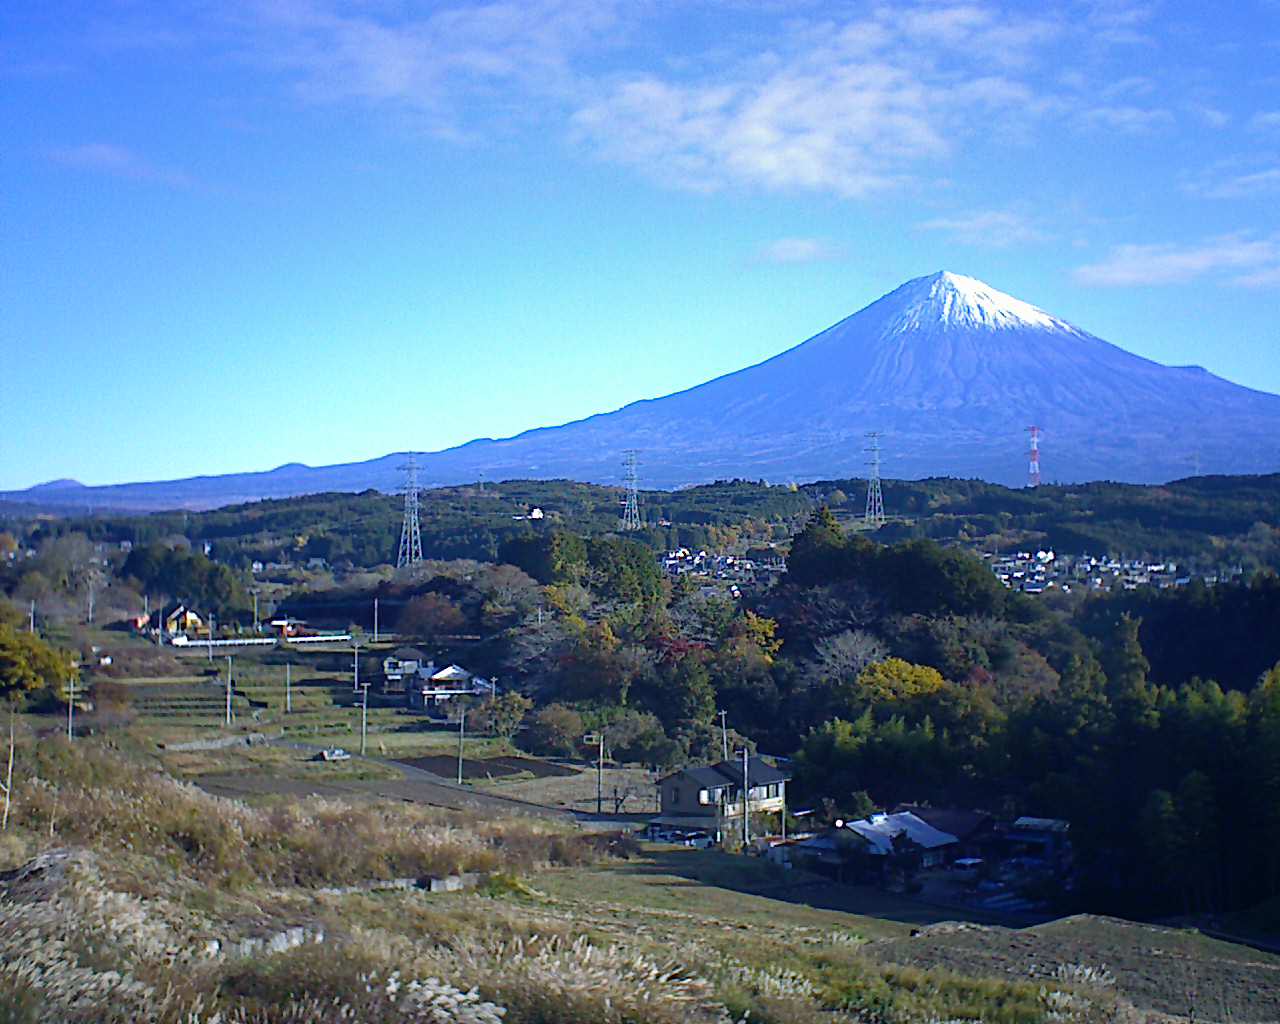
[2,724,1278,1022]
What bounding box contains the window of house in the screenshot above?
[698,789,710,805]
[672,787,680,804]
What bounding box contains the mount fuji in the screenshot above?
[9,271,1280,510]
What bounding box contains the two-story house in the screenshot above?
[655,756,789,842]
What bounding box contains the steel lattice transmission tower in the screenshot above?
[620,449,642,531]
[1027,426,1042,488]
[864,432,885,528]
[397,454,424,568]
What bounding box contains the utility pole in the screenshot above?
[207,612,215,662]
[285,662,292,714]
[1,714,13,831]
[28,600,34,634]
[251,589,260,633]
[359,683,369,756]
[373,598,379,643]
[719,709,729,762]
[583,731,605,814]
[66,676,77,741]
[740,747,750,851]
[87,581,94,625]
[456,708,466,784]
[225,656,233,726]
[352,638,363,693]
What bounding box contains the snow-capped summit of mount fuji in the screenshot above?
[877,271,1084,336]
[6,272,1280,509]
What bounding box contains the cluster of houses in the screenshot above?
[653,758,1071,913]
[983,549,1244,595]
[659,549,786,588]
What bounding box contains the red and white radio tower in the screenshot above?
[1027,426,1042,488]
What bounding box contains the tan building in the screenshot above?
[655,756,789,841]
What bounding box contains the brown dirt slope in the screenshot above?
[866,913,1280,1022]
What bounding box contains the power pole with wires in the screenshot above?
[225,656,234,726]
[359,683,369,756]
[864,431,885,528]
[719,709,729,762]
[285,662,292,714]
[456,708,467,784]
[620,450,642,531]
[740,747,750,850]
[397,454,424,568]
[351,638,363,693]
[66,676,77,741]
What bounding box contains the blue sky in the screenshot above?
[3,0,1279,489]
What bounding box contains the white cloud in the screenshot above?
[46,143,191,186]
[179,0,1218,202]
[1074,235,1280,286]
[570,5,1056,197]
[1250,110,1280,131]
[753,238,845,265]
[917,209,1046,247]
[571,62,951,197]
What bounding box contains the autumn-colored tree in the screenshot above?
[471,692,533,742]
[854,657,945,702]
[398,593,466,642]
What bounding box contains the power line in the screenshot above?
[397,453,424,568]
[864,431,885,528]
[620,449,642,531]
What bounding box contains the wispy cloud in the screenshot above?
[1250,110,1280,131]
[916,209,1046,247]
[752,238,845,265]
[1193,166,1280,199]
[570,5,1055,197]
[46,143,192,186]
[228,0,626,136]
[1081,0,1161,46]
[1078,104,1174,133]
[1074,234,1280,286]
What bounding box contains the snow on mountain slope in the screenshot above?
[879,272,1085,336]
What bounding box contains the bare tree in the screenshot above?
[810,629,888,686]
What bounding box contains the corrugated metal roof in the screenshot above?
[842,812,958,855]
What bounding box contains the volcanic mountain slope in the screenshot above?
[9,272,1280,509]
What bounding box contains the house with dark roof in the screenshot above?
[655,757,789,841]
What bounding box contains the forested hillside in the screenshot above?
[4,473,1279,573]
